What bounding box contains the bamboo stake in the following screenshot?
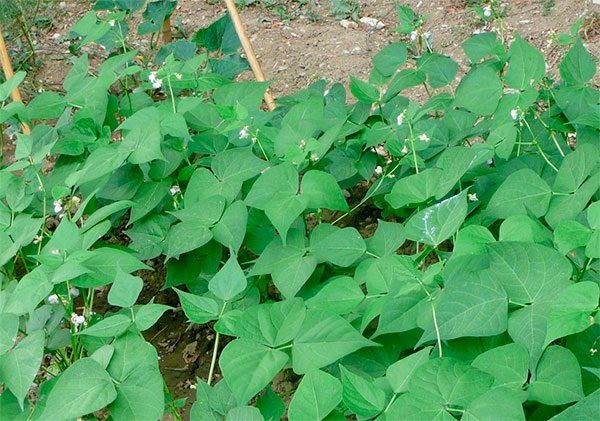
[223,0,276,111]
[161,15,172,44]
[0,27,31,134]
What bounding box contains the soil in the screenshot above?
[2,0,600,419]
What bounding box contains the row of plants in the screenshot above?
[0,0,599,419]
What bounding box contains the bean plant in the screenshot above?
[0,1,599,420]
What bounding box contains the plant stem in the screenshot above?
[207,302,227,386]
[408,123,419,174]
[384,393,397,413]
[522,119,558,172]
[332,161,401,225]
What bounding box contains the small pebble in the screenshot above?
[359,17,385,30]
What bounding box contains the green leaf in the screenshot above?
[553,144,598,194]
[550,388,600,420]
[588,201,600,230]
[108,267,143,308]
[461,32,505,63]
[129,180,170,223]
[453,65,502,116]
[264,193,307,244]
[134,304,173,331]
[309,224,366,266]
[554,220,592,254]
[383,69,427,101]
[462,388,525,421]
[107,332,164,421]
[212,201,248,252]
[386,168,442,209]
[118,107,164,164]
[220,339,289,404]
[453,225,496,257]
[165,221,213,260]
[386,347,432,394]
[471,343,529,390]
[350,76,380,103]
[372,43,407,77]
[499,214,552,244]
[418,53,459,88]
[0,71,26,102]
[226,406,264,421]
[174,288,219,324]
[504,33,546,89]
[435,145,492,199]
[487,242,571,304]
[409,358,494,408]
[212,147,269,184]
[366,220,406,257]
[340,365,386,418]
[225,298,306,347]
[559,38,597,86]
[507,302,550,372]
[256,386,286,421]
[306,276,364,314]
[486,169,552,219]
[245,164,298,210]
[43,358,117,419]
[404,191,468,247]
[78,314,132,338]
[419,273,507,344]
[28,92,66,119]
[529,346,584,405]
[0,330,44,407]
[544,282,599,346]
[0,313,19,355]
[301,170,349,212]
[293,310,377,374]
[288,369,342,421]
[209,256,247,301]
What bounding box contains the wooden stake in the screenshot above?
[161,15,172,44]
[223,0,276,111]
[0,27,30,134]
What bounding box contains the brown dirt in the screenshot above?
[2,1,600,419]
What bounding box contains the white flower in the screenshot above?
[486,158,494,165]
[401,145,409,154]
[324,89,330,96]
[374,165,383,176]
[387,173,396,178]
[310,153,320,161]
[169,186,180,195]
[418,133,430,142]
[239,126,249,139]
[483,6,492,17]
[51,249,60,255]
[468,192,479,202]
[53,200,63,213]
[410,31,418,42]
[375,146,387,157]
[152,79,163,90]
[148,72,157,83]
[190,384,197,390]
[108,19,116,27]
[396,109,406,126]
[70,286,80,297]
[299,139,306,149]
[33,235,43,245]
[48,294,59,305]
[71,196,81,205]
[175,73,182,80]
[510,109,519,121]
[70,313,85,326]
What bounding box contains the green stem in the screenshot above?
[207,302,227,386]
[384,393,398,413]
[332,161,401,225]
[408,123,419,174]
